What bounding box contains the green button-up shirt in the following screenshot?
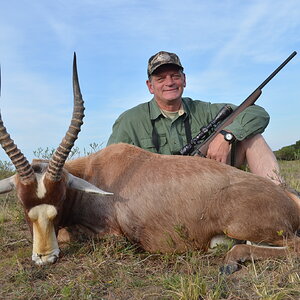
[107,97,270,155]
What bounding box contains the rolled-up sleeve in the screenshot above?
[225,105,270,141]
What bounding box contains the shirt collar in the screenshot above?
[148,98,189,120]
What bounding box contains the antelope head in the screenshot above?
[0,54,111,265]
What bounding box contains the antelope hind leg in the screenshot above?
[220,243,290,275]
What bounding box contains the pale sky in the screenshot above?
[0,0,299,162]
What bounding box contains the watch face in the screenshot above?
[225,133,233,141]
[220,130,235,143]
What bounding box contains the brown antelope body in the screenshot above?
[0,55,299,274]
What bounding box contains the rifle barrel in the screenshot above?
[258,51,297,90]
[180,51,297,157]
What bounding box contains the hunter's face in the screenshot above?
[146,65,186,107]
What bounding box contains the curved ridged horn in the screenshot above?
[46,53,85,181]
[0,66,35,182]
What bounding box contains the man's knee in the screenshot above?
[239,133,265,149]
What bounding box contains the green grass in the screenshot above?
[0,160,299,299]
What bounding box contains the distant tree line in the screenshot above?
[274,140,300,160]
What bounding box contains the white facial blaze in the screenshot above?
[36,173,47,199]
[28,204,60,265]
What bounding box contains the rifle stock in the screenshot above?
[183,51,297,157]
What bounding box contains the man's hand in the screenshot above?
[206,133,231,163]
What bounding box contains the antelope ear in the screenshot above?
[67,173,113,195]
[0,175,16,194]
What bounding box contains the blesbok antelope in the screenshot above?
[0,55,299,274]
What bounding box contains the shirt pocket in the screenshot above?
[140,136,167,153]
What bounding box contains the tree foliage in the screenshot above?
[274,140,300,160]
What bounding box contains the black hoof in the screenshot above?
[220,263,241,275]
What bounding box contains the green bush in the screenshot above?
[33,143,104,160]
[274,140,300,161]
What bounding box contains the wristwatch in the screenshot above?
[220,130,235,144]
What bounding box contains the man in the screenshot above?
[107,51,283,185]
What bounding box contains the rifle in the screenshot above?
[179,51,297,157]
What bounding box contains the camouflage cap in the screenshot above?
[147,51,183,77]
